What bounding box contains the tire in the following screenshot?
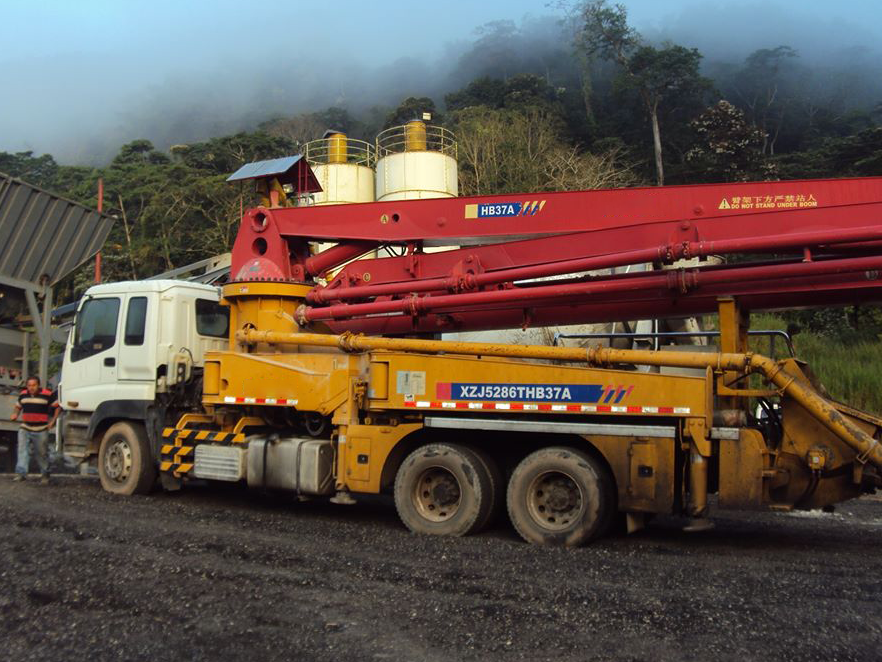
[507,446,613,547]
[98,421,156,496]
[394,443,495,537]
[466,445,504,528]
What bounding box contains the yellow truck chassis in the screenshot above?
[159,288,882,546]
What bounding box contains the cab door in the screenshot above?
[117,294,156,382]
[62,296,121,412]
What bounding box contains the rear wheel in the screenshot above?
[98,421,156,496]
[507,446,613,547]
[466,445,504,527]
[394,443,495,537]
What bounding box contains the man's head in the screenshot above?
[26,376,40,395]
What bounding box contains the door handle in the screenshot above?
[104,357,116,367]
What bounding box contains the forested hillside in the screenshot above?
[2,2,882,405]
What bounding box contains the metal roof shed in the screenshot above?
[227,155,322,207]
[0,171,114,382]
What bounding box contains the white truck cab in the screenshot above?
[60,280,228,469]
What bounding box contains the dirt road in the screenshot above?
[1,476,880,661]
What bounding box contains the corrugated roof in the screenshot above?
[226,155,305,181]
[226,154,322,194]
[0,172,114,287]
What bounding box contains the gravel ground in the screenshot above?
[0,475,880,662]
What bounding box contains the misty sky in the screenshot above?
[2,0,882,163]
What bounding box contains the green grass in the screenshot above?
[704,313,882,415]
[789,334,882,415]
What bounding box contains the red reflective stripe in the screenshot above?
[393,400,681,413]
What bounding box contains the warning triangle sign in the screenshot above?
[718,198,731,210]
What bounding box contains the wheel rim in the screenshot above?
[412,466,462,522]
[104,436,133,484]
[526,470,585,531]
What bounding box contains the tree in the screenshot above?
[732,46,797,155]
[542,143,635,191]
[686,100,773,182]
[260,113,326,148]
[775,127,882,179]
[314,107,363,136]
[82,133,292,283]
[622,44,710,185]
[578,1,710,185]
[0,151,59,188]
[452,106,634,195]
[578,1,639,64]
[461,20,520,81]
[446,74,564,116]
[261,107,366,148]
[170,132,294,175]
[383,97,442,129]
[448,15,599,145]
[452,107,518,195]
[112,139,170,167]
[445,77,510,111]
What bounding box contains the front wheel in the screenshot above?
[507,446,613,547]
[98,421,156,496]
[394,443,496,537]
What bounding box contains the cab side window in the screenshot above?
[195,298,229,338]
[71,297,121,361]
[124,297,148,346]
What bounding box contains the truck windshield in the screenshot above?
[72,297,120,361]
[196,299,229,338]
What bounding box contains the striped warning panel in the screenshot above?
[159,432,194,476]
[159,428,246,477]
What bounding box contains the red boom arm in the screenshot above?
[230,177,882,334]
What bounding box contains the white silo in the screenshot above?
[303,130,376,205]
[375,120,458,201]
[302,131,377,261]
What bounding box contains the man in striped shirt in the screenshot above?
[11,376,60,484]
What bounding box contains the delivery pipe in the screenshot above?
[307,225,882,304]
[236,329,882,472]
[299,254,882,323]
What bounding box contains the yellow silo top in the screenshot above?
[327,132,348,164]
[404,120,427,151]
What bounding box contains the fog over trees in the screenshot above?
[2,1,882,318]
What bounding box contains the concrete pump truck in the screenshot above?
[59,124,882,546]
